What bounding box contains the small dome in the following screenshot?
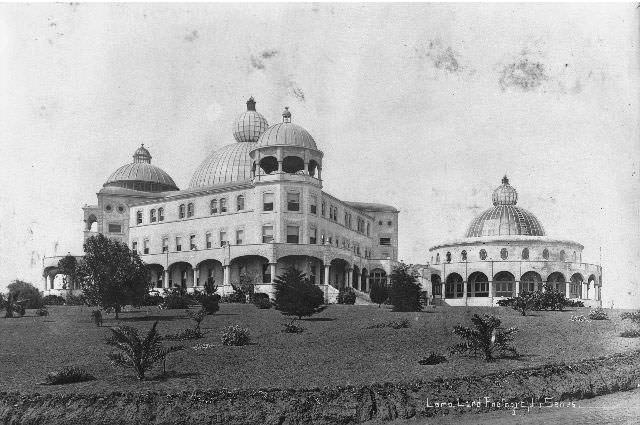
[232,97,269,143]
[104,146,178,192]
[189,142,256,188]
[492,175,518,205]
[256,107,317,150]
[133,144,151,163]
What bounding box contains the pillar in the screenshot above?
[463,280,468,300]
[269,263,277,283]
[347,268,352,288]
[324,264,330,286]
[515,280,520,296]
[488,280,494,298]
[441,282,446,299]
[223,265,230,286]
[193,268,199,287]
[46,275,52,290]
[163,270,170,289]
[565,281,571,298]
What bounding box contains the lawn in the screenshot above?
[0,304,638,395]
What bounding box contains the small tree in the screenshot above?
[77,234,150,319]
[498,291,536,316]
[274,267,324,320]
[7,280,43,309]
[57,254,79,291]
[231,272,257,301]
[389,263,422,312]
[369,281,389,307]
[449,314,518,362]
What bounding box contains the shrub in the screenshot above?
[36,307,49,316]
[450,314,518,362]
[44,366,95,385]
[369,281,389,307]
[498,291,537,316]
[65,293,86,306]
[91,310,103,327]
[388,263,422,312]
[274,267,324,319]
[7,280,43,309]
[366,318,410,329]
[141,292,164,307]
[566,299,585,308]
[221,325,250,346]
[200,294,220,314]
[164,309,206,341]
[620,328,640,338]
[253,293,272,309]
[282,319,306,334]
[337,288,356,305]
[230,273,256,302]
[105,321,184,380]
[620,311,640,325]
[4,294,25,318]
[204,277,218,296]
[43,295,65,305]
[588,307,609,320]
[570,315,588,322]
[225,291,247,304]
[418,352,447,365]
[161,288,192,310]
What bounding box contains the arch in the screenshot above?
[493,271,515,297]
[521,248,529,260]
[570,273,584,299]
[282,156,304,173]
[229,255,271,286]
[330,258,351,289]
[195,259,223,288]
[167,261,193,288]
[259,156,278,174]
[546,272,566,294]
[520,271,542,293]
[361,268,368,292]
[276,255,323,285]
[445,272,464,298]
[43,266,60,290]
[86,214,98,231]
[431,274,442,297]
[147,264,165,289]
[308,159,319,177]
[467,271,489,297]
[479,249,487,260]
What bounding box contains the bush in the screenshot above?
[274,267,324,319]
[91,310,103,327]
[65,293,86,306]
[225,291,247,304]
[200,294,220,314]
[141,292,164,306]
[36,307,49,316]
[4,294,25,318]
[369,281,389,307]
[164,328,203,341]
[620,328,640,338]
[161,288,192,310]
[282,319,305,334]
[366,318,410,329]
[44,366,95,385]
[221,325,250,346]
[43,295,65,305]
[7,280,43,309]
[588,307,609,320]
[418,352,447,365]
[450,314,518,362]
[388,263,422,312]
[253,293,272,309]
[337,288,356,305]
[570,314,588,322]
[566,299,585,308]
[620,311,640,324]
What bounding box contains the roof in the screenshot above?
[466,205,545,237]
[104,162,179,191]
[344,201,399,213]
[189,142,256,188]
[256,122,318,150]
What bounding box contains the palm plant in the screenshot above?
[105,321,184,380]
[449,314,518,362]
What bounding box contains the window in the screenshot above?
[220,198,227,213]
[262,225,274,243]
[179,204,185,219]
[105,204,112,212]
[143,239,149,254]
[500,248,508,260]
[210,199,218,214]
[309,265,317,284]
[573,251,577,262]
[136,211,142,225]
[150,209,157,223]
[236,229,244,245]
[237,195,245,211]
[344,212,348,225]
[108,224,122,233]
[309,227,317,244]
[310,195,317,214]
[219,230,227,246]
[543,248,549,260]
[370,269,387,286]
[522,248,529,260]
[321,201,326,216]
[436,253,440,264]
[186,203,194,217]
[262,263,271,283]
[560,250,566,261]
[190,235,196,250]
[379,237,391,246]
[162,237,168,253]
[175,237,182,252]
[205,233,212,249]
[461,250,467,261]
[366,222,370,236]
[446,252,451,263]
[158,208,164,221]
[286,225,299,243]
[480,249,487,260]
[263,193,274,211]
[287,192,300,211]
[132,241,138,254]
[387,220,392,226]
[495,281,513,298]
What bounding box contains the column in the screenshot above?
[488,280,494,298]
[193,268,199,287]
[347,268,352,288]
[223,265,230,286]
[46,275,52,291]
[463,280,468,300]
[163,270,170,289]
[565,281,571,298]
[515,280,520,296]
[324,264,330,286]
[441,282,446,299]
[304,161,309,175]
[269,263,277,283]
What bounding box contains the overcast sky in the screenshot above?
[0,3,638,307]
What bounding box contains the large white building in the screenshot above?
[43,98,399,301]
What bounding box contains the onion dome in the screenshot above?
[232,97,269,143]
[104,145,179,192]
[256,107,318,150]
[189,142,255,188]
[465,176,545,237]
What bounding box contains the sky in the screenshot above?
[0,3,638,308]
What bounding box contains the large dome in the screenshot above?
[104,145,179,192]
[465,176,545,237]
[256,107,318,150]
[189,142,255,188]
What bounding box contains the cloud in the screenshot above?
[184,30,198,42]
[498,55,549,92]
[417,39,473,75]
[250,49,279,70]
[289,85,305,102]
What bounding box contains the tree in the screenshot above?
[369,280,389,307]
[449,314,518,362]
[388,263,422,312]
[7,280,43,309]
[78,234,150,319]
[274,267,324,320]
[57,254,79,290]
[497,291,536,316]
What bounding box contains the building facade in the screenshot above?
[43,98,399,301]
[427,176,602,307]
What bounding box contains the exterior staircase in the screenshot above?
[352,288,375,305]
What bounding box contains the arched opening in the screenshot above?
[308,160,319,177]
[277,255,323,285]
[522,248,529,260]
[445,272,463,298]
[282,156,304,174]
[446,251,451,263]
[259,156,278,175]
[196,259,224,289]
[493,271,515,297]
[520,271,542,293]
[86,214,98,232]
[230,255,270,286]
[560,250,566,262]
[587,274,596,299]
[570,273,584,299]
[361,268,368,292]
[44,267,59,290]
[480,249,487,260]
[352,265,360,290]
[431,274,442,297]
[543,248,550,260]
[168,262,193,288]
[467,271,488,297]
[435,253,440,264]
[369,268,387,291]
[461,250,467,261]
[330,258,350,288]
[546,272,566,294]
[147,264,165,289]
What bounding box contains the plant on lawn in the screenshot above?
[252,292,272,309]
[64,293,87,306]
[418,352,447,365]
[498,285,582,312]
[365,318,410,329]
[43,295,65,305]
[388,263,422,312]
[164,309,207,341]
[619,310,640,337]
[160,287,193,310]
[7,280,44,309]
[588,307,609,320]
[282,319,306,334]
[221,324,250,346]
[198,278,221,314]
[337,288,356,305]
[78,234,150,318]
[274,267,324,320]
[105,321,184,380]
[91,309,103,326]
[570,314,588,322]
[497,291,536,316]
[44,366,95,385]
[449,314,518,362]
[141,292,164,307]
[35,307,49,316]
[3,294,25,318]
[230,272,257,303]
[369,280,389,307]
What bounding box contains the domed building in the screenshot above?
[43,98,399,301]
[427,176,602,307]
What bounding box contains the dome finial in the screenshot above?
[282,106,291,123]
[246,97,256,111]
[502,175,509,185]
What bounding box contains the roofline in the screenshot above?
[124,181,255,206]
[429,235,584,251]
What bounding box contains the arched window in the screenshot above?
[178,204,185,219]
[543,248,549,260]
[237,195,245,211]
[461,250,467,261]
[136,210,143,225]
[220,198,227,213]
[282,156,304,173]
[158,207,164,221]
[150,209,156,223]
[446,251,451,263]
[560,250,566,261]
[370,269,387,286]
[522,248,529,260]
[210,199,217,214]
[500,248,508,260]
[573,251,577,262]
[187,203,194,218]
[480,249,487,260]
[436,253,440,264]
